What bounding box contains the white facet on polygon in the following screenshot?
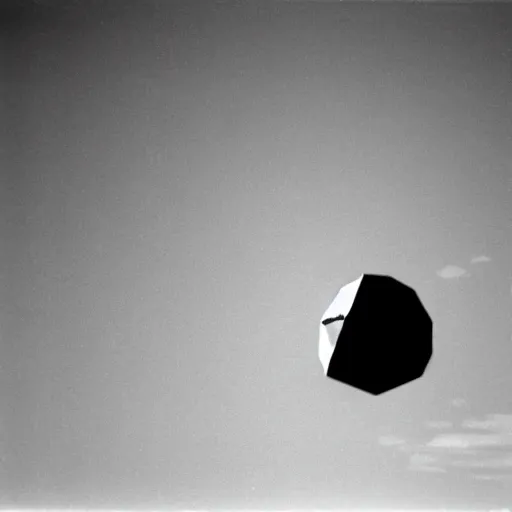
[319,273,364,375]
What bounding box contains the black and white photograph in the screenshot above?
[2,0,512,511]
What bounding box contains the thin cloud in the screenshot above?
[408,453,447,473]
[475,473,512,483]
[470,255,492,264]
[383,412,512,479]
[409,452,439,465]
[437,265,471,279]
[462,413,512,434]
[451,397,468,408]
[451,454,512,469]
[396,442,479,457]
[427,433,507,449]
[378,435,406,446]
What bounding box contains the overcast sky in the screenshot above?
[3,1,512,510]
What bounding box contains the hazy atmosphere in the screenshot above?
[3,1,512,510]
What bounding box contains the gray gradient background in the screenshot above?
[3,1,512,510]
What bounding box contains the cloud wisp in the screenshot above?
[436,265,471,279]
[378,435,406,447]
[436,254,492,279]
[451,397,468,409]
[380,412,512,483]
[470,255,492,264]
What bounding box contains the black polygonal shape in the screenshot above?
[318,273,433,395]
